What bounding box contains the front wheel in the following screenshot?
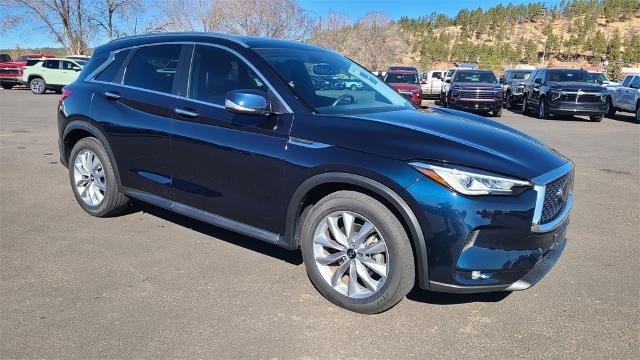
[69,137,130,217]
[590,114,603,122]
[537,97,548,119]
[635,105,639,123]
[29,78,46,94]
[605,97,615,118]
[521,96,529,115]
[504,93,512,109]
[300,191,415,314]
[493,107,503,117]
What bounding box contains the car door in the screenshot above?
[622,76,639,111]
[42,59,60,84]
[61,60,82,85]
[530,70,545,106]
[614,76,632,110]
[90,44,186,198]
[169,44,292,233]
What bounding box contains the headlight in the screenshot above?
[550,91,562,101]
[451,88,460,97]
[410,163,531,195]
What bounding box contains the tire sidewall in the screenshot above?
[68,138,120,217]
[30,78,45,94]
[301,194,412,313]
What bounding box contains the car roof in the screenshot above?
[102,32,328,53]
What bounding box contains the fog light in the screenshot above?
[471,271,492,280]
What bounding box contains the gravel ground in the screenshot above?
[1,89,638,359]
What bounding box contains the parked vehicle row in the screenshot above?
[0,53,87,92]
[444,68,504,117]
[58,33,573,314]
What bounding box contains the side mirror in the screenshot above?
[225,89,272,115]
[534,78,542,85]
[499,76,505,84]
[445,78,452,83]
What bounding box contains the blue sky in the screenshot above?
[1,0,560,49]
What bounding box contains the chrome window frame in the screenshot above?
[84,41,293,113]
[530,161,574,233]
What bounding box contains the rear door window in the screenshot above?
[62,61,79,70]
[123,44,182,94]
[44,60,60,69]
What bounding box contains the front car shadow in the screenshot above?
[407,287,511,305]
[126,200,304,266]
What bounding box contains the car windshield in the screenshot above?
[384,73,419,84]
[255,48,413,115]
[547,70,594,83]
[454,71,497,83]
[589,72,608,82]
[511,71,532,80]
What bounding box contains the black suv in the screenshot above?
[58,33,574,313]
[444,69,503,117]
[500,69,534,109]
[521,68,607,121]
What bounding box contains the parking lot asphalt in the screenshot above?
[1,89,638,359]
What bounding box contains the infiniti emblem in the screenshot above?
[556,182,570,203]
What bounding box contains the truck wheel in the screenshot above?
[521,96,529,115]
[590,115,603,122]
[493,107,502,117]
[504,92,512,109]
[1,83,14,90]
[537,97,548,119]
[605,97,615,118]
[300,191,415,314]
[29,78,46,94]
[636,105,639,123]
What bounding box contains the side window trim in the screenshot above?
[85,41,292,113]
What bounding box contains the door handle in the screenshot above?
[105,91,121,100]
[174,107,199,118]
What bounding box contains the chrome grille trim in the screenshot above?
[531,162,574,233]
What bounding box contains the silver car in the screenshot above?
[607,74,639,122]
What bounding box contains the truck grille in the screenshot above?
[540,172,573,224]
[460,90,495,99]
[0,68,21,75]
[559,93,602,103]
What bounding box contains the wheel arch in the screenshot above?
[284,172,430,288]
[62,119,122,188]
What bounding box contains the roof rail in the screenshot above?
[109,32,249,48]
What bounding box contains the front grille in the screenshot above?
[0,68,20,74]
[540,172,572,224]
[512,86,525,95]
[460,90,495,99]
[559,93,602,103]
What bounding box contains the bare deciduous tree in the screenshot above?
[2,0,92,54]
[157,0,316,40]
[89,0,142,40]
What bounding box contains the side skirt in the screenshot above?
[124,188,293,249]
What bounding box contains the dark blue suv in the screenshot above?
[58,33,574,313]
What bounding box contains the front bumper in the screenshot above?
[548,101,607,116]
[449,98,503,111]
[406,162,572,293]
[0,76,24,84]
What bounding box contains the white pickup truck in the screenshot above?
[420,70,446,98]
[607,74,639,122]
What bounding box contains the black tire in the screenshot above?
[300,191,415,314]
[521,95,529,115]
[537,96,548,119]
[493,107,503,117]
[68,137,130,217]
[1,83,14,90]
[29,77,46,94]
[504,92,512,109]
[350,84,357,91]
[605,97,615,118]
[635,105,639,123]
[590,114,603,122]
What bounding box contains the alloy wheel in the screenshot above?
[73,149,106,206]
[313,211,388,299]
[30,79,44,94]
[539,100,545,118]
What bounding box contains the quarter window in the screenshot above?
[95,49,131,83]
[123,45,182,94]
[188,45,267,105]
[44,60,60,69]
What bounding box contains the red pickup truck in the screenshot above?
[0,53,56,89]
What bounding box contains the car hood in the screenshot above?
[389,83,420,91]
[294,108,568,180]
[548,81,604,91]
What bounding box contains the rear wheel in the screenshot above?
[29,77,46,94]
[69,137,130,217]
[300,191,415,314]
[350,84,357,91]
